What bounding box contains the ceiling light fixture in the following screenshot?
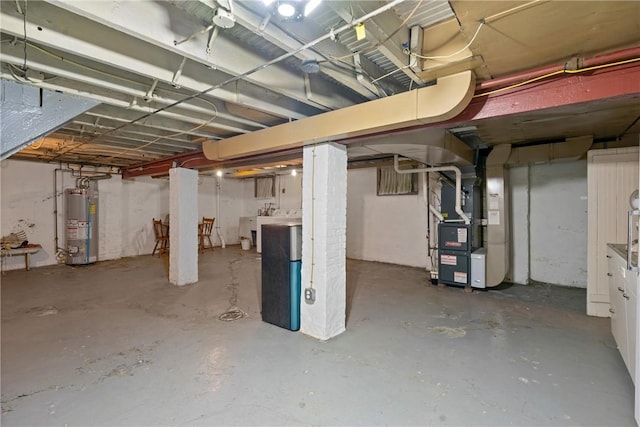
[277,3,296,17]
[291,169,297,176]
[216,170,223,177]
[263,0,322,22]
[300,59,320,73]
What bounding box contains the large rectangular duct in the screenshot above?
[485,144,512,287]
[1,80,99,160]
[203,71,475,160]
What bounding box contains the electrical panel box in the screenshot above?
[471,248,487,289]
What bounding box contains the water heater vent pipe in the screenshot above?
[394,155,470,224]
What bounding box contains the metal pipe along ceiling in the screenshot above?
[393,154,470,224]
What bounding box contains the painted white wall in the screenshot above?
[216,175,245,245]
[0,160,246,271]
[198,175,244,245]
[346,168,430,269]
[1,160,67,270]
[508,160,588,287]
[508,166,529,284]
[241,173,303,216]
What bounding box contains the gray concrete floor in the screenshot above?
[1,246,635,426]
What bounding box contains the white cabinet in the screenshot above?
[588,146,639,317]
[608,245,639,382]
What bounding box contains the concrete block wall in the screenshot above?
[199,175,244,246]
[1,157,590,286]
[98,175,169,260]
[508,160,588,287]
[346,168,431,269]
[0,160,69,270]
[0,160,245,271]
[241,173,303,216]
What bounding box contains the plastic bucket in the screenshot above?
[240,238,251,250]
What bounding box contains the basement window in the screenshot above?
[255,176,275,198]
[377,166,418,196]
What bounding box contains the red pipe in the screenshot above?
[581,45,640,67]
[476,45,640,92]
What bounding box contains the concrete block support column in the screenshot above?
[301,143,347,340]
[169,167,198,286]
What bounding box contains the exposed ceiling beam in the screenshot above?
[70,117,206,146]
[0,2,322,120]
[341,60,640,146]
[44,0,362,111]
[454,62,640,123]
[0,41,268,132]
[61,123,200,152]
[230,1,405,98]
[328,1,423,85]
[0,71,247,139]
[83,105,222,140]
[121,147,304,179]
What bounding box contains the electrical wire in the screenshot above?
[318,0,423,69]
[22,40,219,113]
[473,56,640,98]
[371,64,411,84]
[21,0,27,71]
[410,21,484,61]
[49,0,408,159]
[29,137,45,150]
[99,99,218,161]
[8,40,222,132]
[6,62,57,83]
[19,43,223,160]
[309,145,316,291]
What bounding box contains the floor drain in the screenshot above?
[218,308,246,322]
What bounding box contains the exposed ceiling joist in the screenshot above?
[229,1,399,99]
[328,1,423,86]
[46,0,362,111]
[0,2,321,120]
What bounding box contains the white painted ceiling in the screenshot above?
[1,0,638,171]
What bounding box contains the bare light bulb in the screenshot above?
[291,169,297,176]
[277,3,296,17]
[216,170,223,177]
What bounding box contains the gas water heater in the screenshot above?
[65,178,98,265]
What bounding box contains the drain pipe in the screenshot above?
[216,176,226,248]
[394,155,470,224]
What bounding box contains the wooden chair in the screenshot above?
[152,219,169,256]
[199,217,215,253]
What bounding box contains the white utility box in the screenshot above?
[471,248,486,289]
